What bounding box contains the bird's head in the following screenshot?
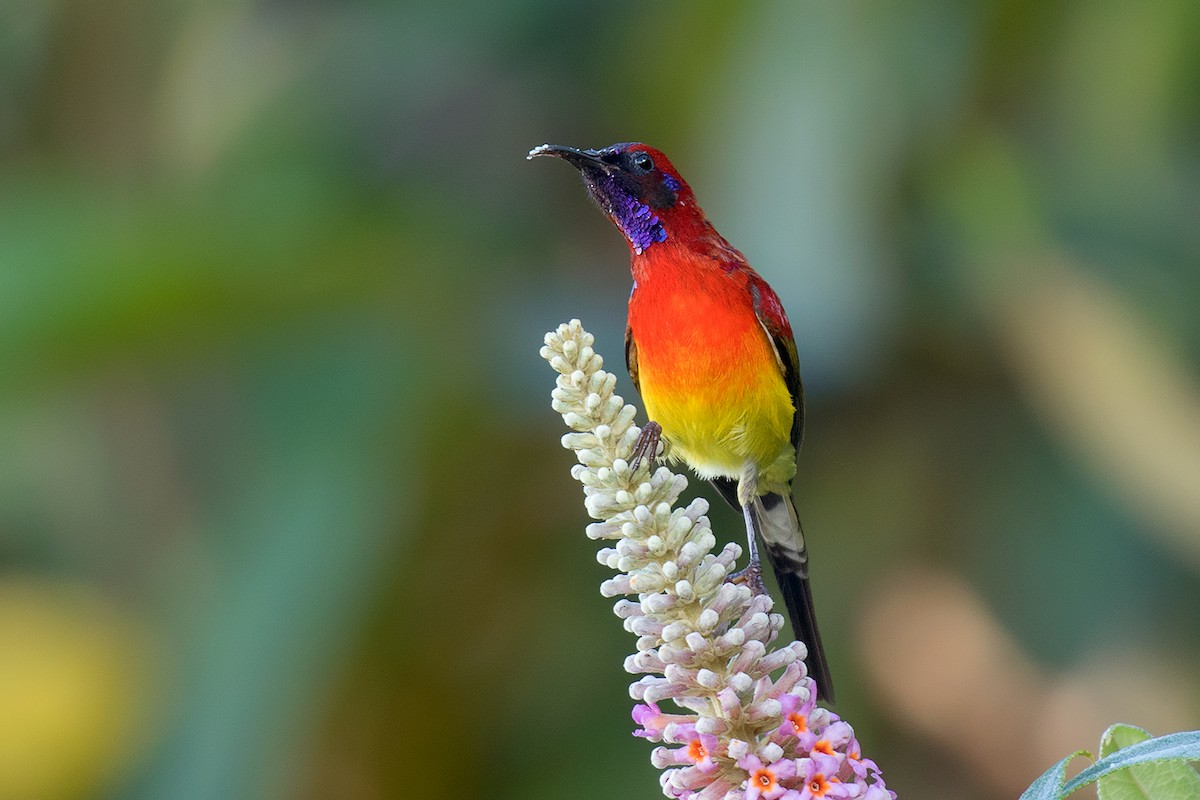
[528,142,697,255]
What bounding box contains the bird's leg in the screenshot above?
[629,421,663,473]
[728,501,767,596]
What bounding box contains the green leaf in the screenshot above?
[1020,750,1092,800]
[1103,725,1154,758]
[1094,726,1200,800]
[1023,730,1200,800]
[1065,729,1200,795]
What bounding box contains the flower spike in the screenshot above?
[542,320,894,800]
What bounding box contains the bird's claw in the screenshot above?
[629,421,663,474]
[729,560,767,596]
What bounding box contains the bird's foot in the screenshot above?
[729,559,767,596]
[629,421,663,474]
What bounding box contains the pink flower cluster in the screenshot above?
[635,681,891,800]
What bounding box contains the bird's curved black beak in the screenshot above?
[527,143,609,172]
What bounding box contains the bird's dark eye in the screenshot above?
[632,152,655,173]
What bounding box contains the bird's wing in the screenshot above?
[749,279,804,452]
[624,322,641,395]
[746,279,833,700]
[709,275,805,511]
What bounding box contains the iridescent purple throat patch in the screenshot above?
[597,173,667,255]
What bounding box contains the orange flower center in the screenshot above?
[788,713,807,735]
[813,740,835,756]
[809,774,829,797]
[687,739,708,763]
[754,769,776,790]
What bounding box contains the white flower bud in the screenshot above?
[726,739,749,761]
[728,672,753,693]
[760,742,783,764]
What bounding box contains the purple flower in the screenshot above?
[777,690,816,741]
[665,723,722,774]
[634,702,668,739]
[795,754,852,799]
[687,734,720,774]
[739,754,798,800]
[860,786,895,800]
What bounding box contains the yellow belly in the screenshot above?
[636,329,796,486]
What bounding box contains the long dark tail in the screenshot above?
[753,492,834,702]
[712,477,833,701]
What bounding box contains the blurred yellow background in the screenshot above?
[1,1,1198,798]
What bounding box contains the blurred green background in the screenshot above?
[2,1,1199,798]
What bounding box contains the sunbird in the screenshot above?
[529,142,834,701]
